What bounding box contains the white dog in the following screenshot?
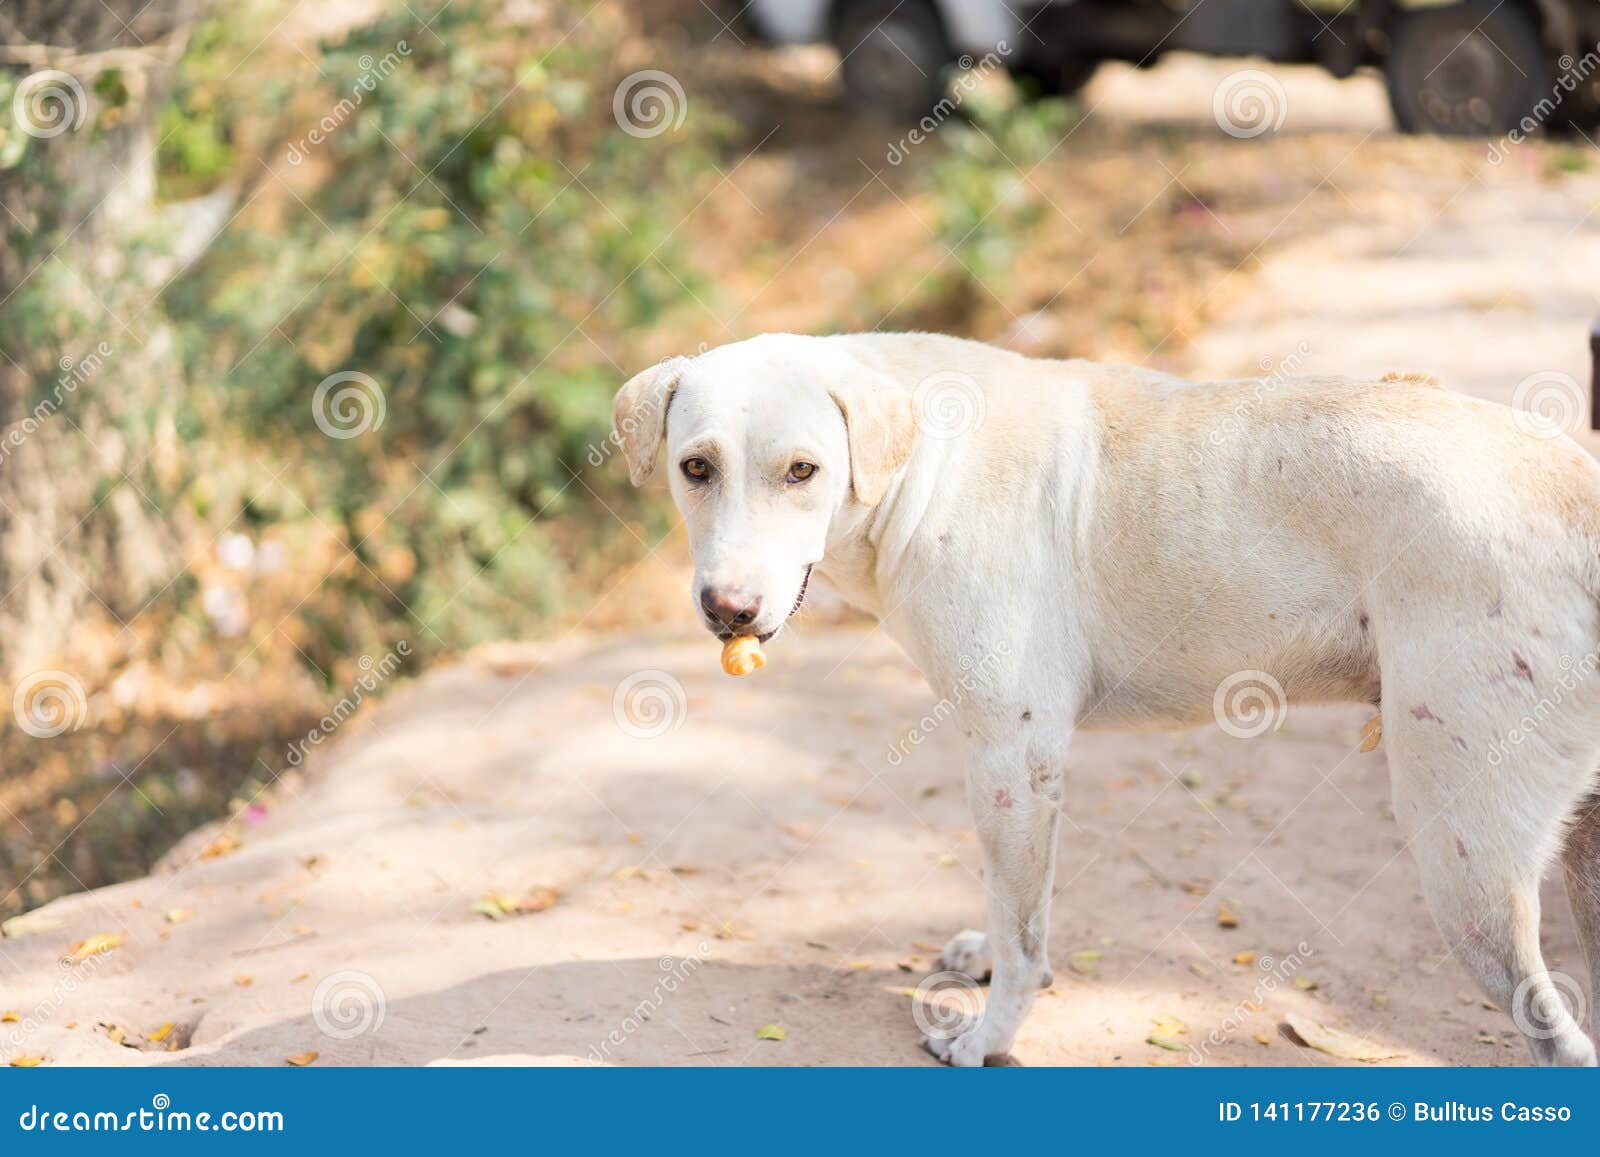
[614,331,1600,1067]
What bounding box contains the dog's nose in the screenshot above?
[701,587,760,630]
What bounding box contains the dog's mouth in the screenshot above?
[757,564,813,643]
[710,564,813,644]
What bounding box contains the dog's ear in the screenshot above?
[830,367,916,506]
[613,357,687,486]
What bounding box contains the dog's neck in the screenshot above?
[814,437,946,618]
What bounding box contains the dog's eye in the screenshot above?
[681,457,712,482]
[787,462,817,484]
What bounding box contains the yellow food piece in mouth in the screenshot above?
[721,635,766,677]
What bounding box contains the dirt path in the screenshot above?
[8,66,1600,1069]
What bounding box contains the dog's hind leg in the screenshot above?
[1560,786,1600,1043]
[926,735,1064,1067]
[1387,703,1596,1066]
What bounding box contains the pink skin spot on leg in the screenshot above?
[1456,837,1468,859]
[1512,652,1534,682]
[994,788,1013,809]
[1410,704,1439,722]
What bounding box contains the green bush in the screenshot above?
[164,0,723,671]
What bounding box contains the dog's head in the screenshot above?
[613,335,915,641]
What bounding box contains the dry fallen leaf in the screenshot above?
[234,976,254,987]
[148,1022,175,1043]
[199,832,242,860]
[755,1023,786,1042]
[1284,1012,1404,1062]
[0,1011,17,1023]
[284,1051,319,1066]
[1292,975,1318,991]
[1148,1013,1189,1051]
[9,1055,44,1067]
[516,888,559,914]
[1359,714,1383,753]
[165,908,194,925]
[64,932,123,963]
[1069,950,1102,976]
[1232,951,1257,966]
[1217,904,1240,928]
[290,972,310,984]
[1253,1032,1272,1046]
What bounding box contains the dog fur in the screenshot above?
[614,331,1600,1066]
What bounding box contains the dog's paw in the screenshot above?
[924,1027,1017,1067]
[937,930,1052,988]
[938,929,992,982]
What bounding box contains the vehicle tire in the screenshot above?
[832,0,954,121]
[1385,0,1549,135]
[1013,57,1099,99]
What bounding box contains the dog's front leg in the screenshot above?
[927,739,1062,1066]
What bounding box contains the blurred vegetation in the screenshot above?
[165,0,728,671]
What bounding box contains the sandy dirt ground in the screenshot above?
[7,60,1600,1069]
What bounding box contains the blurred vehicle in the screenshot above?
[741,0,1600,134]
